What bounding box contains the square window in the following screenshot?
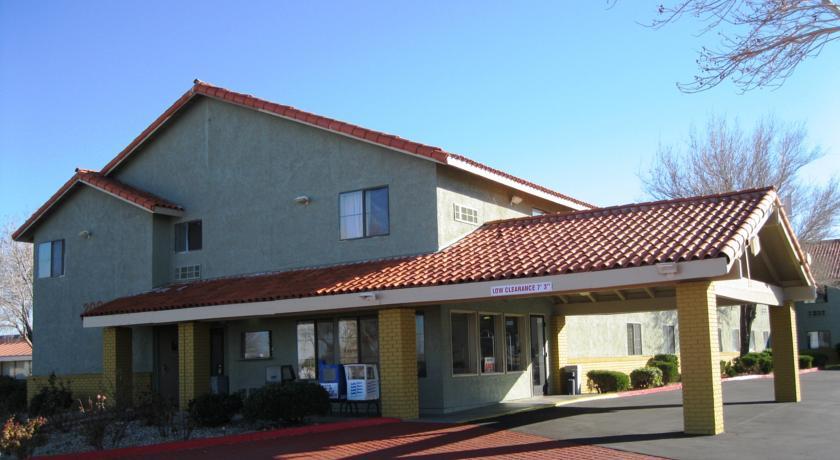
[175,220,202,252]
[339,187,389,239]
[242,331,271,360]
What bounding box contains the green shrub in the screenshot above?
[720,360,737,377]
[648,360,680,384]
[799,351,829,368]
[630,367,663,389]
[799,355,814,369]
[243,382,330,423]
[0,377,26,417]
[586,370,630,393]
[29,374,73,417]
[733,352,773,374]
[188,393,243,427]
[647,354,679,368]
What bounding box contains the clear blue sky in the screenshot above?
[1,1,838,221]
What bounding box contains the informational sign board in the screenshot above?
[490,282,552,297]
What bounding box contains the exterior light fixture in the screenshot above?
[78,230,92,239]
[656,262,678,276]
[510,195,523,205]
[294,195,311,205]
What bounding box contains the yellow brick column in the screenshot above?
[378,308,419,419]
[102,327,133,408]
[676,281,724,435]
[178,322,210,411]
[549,314,569,394]
[769,302,801,402]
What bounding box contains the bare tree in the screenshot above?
[648,1,840,92]
[0,219,33,346]
[641,115,840,354]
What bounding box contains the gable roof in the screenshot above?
[101,80,594,210]
[84,187,809,318]
[805,239,840,283]
[15,80,593,242]
[0,337,31,360]
[13,169,183,241]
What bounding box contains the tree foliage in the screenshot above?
[648,0,840,92]
[0,220,33,346]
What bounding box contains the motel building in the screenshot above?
[15,81,815,436]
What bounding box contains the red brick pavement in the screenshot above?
[120,420,663,459]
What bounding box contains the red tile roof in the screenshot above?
[12,170,183,241]
[804,239,840,283]
[0,338,31,359]
[84,187,801,318]
[101,80,594,209]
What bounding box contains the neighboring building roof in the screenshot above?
[84,187,799,318]
[804,239,840,283]
[0,337,32,361]
[13,170,183,242]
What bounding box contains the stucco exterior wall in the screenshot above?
[796,286,840,359]
[112,97,440,283]
[434,165,568,249]
[422,297,555,415]
[30,186,157,376]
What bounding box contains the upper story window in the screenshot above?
[174,220,202,252]
[453,203,479,225]
[339,187,389,240]
[37,239,64,279]
[532,208,546,216]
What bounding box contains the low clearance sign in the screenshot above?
[490,282,553,297]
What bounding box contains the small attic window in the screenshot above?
[454,204,479,225]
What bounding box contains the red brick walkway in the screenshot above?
[126,421,662,459]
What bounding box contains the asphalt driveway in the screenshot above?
[479,370,840,460]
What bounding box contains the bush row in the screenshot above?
[586,354,681,393]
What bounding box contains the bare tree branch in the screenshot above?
[645,0,840,92]
[0,219,33,346]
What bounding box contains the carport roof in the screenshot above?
[82,187,812,319]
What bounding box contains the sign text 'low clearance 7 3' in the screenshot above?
[490,282,553,297]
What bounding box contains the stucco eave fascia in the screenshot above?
[82,257,729,328]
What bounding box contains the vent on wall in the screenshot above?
[175,265,201,281]
[453,203,479,225]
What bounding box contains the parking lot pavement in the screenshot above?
[479,370,840,460]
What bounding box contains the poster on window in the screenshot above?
[483,357,496,373]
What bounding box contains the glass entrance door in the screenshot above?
[530,315,547,396]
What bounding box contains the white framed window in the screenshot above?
[663,325,676,354]
[731,329,740,352]
[627,323,642,355]
[505,315,525,371]
[242,330,272,360]
[479,314,503,373]
[37,239,64,279]
[340,187,389,239]
[174,265,201,281]
[451,312,478,375]
[174,220,202,252]
[808,331,831,349]
[453,203,479,225]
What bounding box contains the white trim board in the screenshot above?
[84,258,731,328]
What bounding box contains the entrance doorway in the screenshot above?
[530,315,547,396]
[154,325,179,405]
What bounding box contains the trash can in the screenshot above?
[564,365,581,395]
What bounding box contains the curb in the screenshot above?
[722,366,819,382]
[35,417,401,460]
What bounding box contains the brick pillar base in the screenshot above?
[378,308,419,419]
[103,327,133,408]
[677,281,724,435]
[770,302,801,402]
[549,315,568,395]
[178,322,210,411]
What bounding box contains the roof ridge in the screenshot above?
[483,186,776,227]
